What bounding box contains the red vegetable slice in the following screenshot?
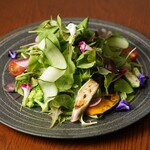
[8,59,28,76]
[122,48,139,61]
[88,97,102,107]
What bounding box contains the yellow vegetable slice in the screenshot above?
[86,92,119,115]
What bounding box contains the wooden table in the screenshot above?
[0,0,150,149]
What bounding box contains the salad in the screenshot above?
[6,16,149,127]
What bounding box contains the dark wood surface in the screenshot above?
[0,0,150,149]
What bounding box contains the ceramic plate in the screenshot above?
[0,18,150,138]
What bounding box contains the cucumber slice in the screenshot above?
[39,80,58,102]
[124,71,140,88]
[39,66,65,82]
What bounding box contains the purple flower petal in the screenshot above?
[115,99,131,111]
[138,73,149,87]
[8,50,17,59]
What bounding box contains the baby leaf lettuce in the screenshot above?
[49,94,74,128]
[76,50,96,68]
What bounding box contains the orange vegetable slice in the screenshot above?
[86,92,119,115]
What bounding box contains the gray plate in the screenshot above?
[0,18,150,139]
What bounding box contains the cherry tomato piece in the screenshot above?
[8,59,25,76]
[122,48,139,61]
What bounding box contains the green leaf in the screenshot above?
[76,50,96,68]
[113,56,127,67]
[126,93,135,102]
[33,20,50,31]
[37,30,60,49]
[53,94,74,110]
[106,37,129,49]
[57,15,62,28]
[97,67,111,75]
[49,106,62,128]
[114,78,134,94]
[34,99,49,112]
[80,69,91,81]
[77,18,89,30]
[104,73,115,95]
[57,15,68,34]
[27,51,47,74]
[102,45,121,58]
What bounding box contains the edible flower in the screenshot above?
[138,74,149,87]
[79,41,92,53]
[133,67,149,87]
[8,50,17,59]
[66,23,77,36]
[115,99,131,111]
[21,83,32,107]
[35,35,39,43]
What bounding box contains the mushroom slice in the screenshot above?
[71,79,99,122]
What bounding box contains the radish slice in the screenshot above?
[3,82,15,93]
[15,58,29,69]
[89,97,102,107]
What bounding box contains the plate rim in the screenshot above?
[0,18,150,139]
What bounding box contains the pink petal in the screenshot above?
[15,58,29,69]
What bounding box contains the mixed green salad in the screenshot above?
[6,16,148,127]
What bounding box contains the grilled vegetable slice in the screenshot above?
[86,92,119,115]
[71,79,99,122]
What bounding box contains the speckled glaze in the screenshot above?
[0,18,150,139]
